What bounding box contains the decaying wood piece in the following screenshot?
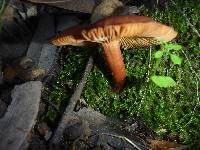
[26,0,101,13]
[0,81,42,150]
[49,56,93,148]
[24,14,57,80]
[26,14,55,66]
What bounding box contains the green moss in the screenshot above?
[48,0,200,146]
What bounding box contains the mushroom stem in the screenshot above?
[102,40,126,93]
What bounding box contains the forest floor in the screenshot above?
[45,0,200,148]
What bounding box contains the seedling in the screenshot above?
[151,42,183,87]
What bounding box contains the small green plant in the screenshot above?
[151,42,183,87]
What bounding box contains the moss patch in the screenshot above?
[47,0,200,146]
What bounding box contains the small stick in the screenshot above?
[181,50,199,111]
[147,46,152,83]
[49,56,93,148]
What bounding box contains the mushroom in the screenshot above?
[50,15,177,93]
[50,25,92,47]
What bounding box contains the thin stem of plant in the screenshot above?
[181,50,199,127]
[147,46,152,82]
[170,0,200,38]
[181,50,199,103]
[49,56,93,147]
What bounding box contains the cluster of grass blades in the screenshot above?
[46,0,199,148]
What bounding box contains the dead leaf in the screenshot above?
[147,139,188,150]
[3,66,18,81]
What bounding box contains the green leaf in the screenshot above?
[154,50,164,59]
[164,44,182,51]
[151,75,176,88]
[170,54,182,65]
[173,45,182,51]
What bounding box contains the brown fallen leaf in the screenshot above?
[147,139,188,150]
[3,65,20,81]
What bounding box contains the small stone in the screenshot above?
[20,68,47,81]
[64,120,91,141]
[19,57,34,69]
[21,5,38,19]
[64,121,83,141]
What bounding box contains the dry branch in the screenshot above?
[49,56,93,148]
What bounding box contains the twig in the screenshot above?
[49,56,93,148]
[181,50,199,106]
[147,46,152,82]
[181,49,199,128]
[170,0,200,38]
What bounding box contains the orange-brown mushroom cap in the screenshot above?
[50,25,94,47]
[50,15,177,48]
[81,15,177,47]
